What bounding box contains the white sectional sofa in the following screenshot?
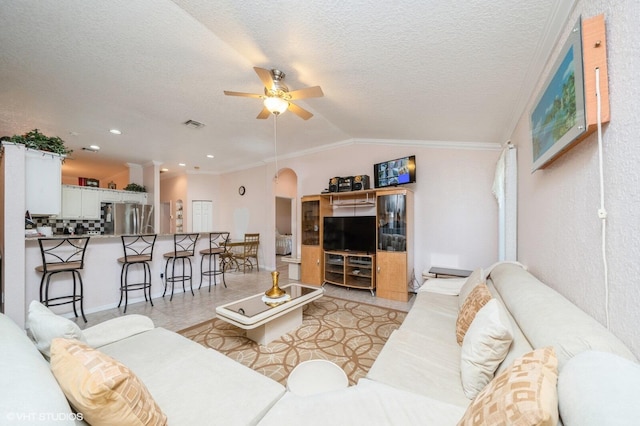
[0,305,285,425]
[2,263,639,425]
[259,263,640,425]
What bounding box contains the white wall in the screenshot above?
[185,172,222,231]
[160,174,188,232]
[512,0,640,357]
[217,142,500,278]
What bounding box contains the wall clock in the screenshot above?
[238,185,246,196]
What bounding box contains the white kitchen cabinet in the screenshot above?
[60,185,101,219]
[25,150,62,215]
[61,185,82,219]
[81,188,101,219]
[100,190,122,203]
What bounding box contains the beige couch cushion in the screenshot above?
[367,291,470,408]
[258,378,466,426]
[456,283,492,344]
[460,299,513,399]
[50,338,167,426]
[458,347,559,426]
[489,264,637,368]
[99,327,286,426]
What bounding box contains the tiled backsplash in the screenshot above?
[31,218,103,235]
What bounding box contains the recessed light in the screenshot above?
[206,154,214,159]
[109,129,122,135]
[160,168,169,173]
[82,145,100,152]
[89,145,100,150]
[178,163,186,167]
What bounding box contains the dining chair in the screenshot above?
[234,233,260,273]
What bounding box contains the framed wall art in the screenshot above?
[531,17,586,171]
[530,14,609,172]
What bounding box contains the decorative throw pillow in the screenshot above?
[460,299,514,399]
[456,283,492,345]
[50,338,167,426]
[458,268,484,310]
[457,346,559,426]
[26,300,87,359]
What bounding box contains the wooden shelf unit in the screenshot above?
[324,251,375,296]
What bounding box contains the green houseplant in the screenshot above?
[123,183,147,192]
[1,129,72,156]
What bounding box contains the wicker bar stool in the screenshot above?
[35,237,90,322]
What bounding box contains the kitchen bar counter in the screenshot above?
[24,233,211,318]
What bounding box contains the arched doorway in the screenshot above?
[273,168,298,275]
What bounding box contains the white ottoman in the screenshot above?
[287,359,349,396]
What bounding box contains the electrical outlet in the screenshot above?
[160,273,164,279]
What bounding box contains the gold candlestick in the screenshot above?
[265,271,285,298]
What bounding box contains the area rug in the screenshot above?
[178,296,406,385]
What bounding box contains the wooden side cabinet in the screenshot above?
[376,189,414,302]
[300,195,331,285]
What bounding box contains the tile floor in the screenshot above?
[75,256,416,332]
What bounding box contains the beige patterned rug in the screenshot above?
[178,296,406,385]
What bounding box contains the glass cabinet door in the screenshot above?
[377,193,407,252]
[302,199,320,246]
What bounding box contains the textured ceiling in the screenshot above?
[0,0,574,179]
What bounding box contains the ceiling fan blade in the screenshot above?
[223,90,263,99]
[288,86,324,100]
[254,67,274,90]
[288,102,313,120]
[256,107,271,119]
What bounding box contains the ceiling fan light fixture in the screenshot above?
[264,96,288,115]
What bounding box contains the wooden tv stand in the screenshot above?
[323,251,375,296]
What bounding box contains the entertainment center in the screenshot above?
[300,187,414,302]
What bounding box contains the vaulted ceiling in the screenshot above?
[0,0,574,179]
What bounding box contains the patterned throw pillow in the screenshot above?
[458,268,484,310]
[50,338,167,426]
[457,346,559,426]
[456,282,492,345]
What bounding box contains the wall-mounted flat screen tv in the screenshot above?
[373,155,416,188]
[323,216,376,253]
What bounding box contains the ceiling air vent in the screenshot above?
[183,119,205,129]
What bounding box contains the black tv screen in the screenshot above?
[373,155,416,188]
[323,216,376,253]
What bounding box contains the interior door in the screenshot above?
[192,200,213,232]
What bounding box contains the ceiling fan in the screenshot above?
[224,67,323,120]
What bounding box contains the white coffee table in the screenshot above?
[215,283,323,345]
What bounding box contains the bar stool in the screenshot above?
[199,232,230,291]
[35,237,90,322]
[163,233,199,301]
[117,234,157,313]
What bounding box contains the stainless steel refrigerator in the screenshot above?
[102,202,154,235]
